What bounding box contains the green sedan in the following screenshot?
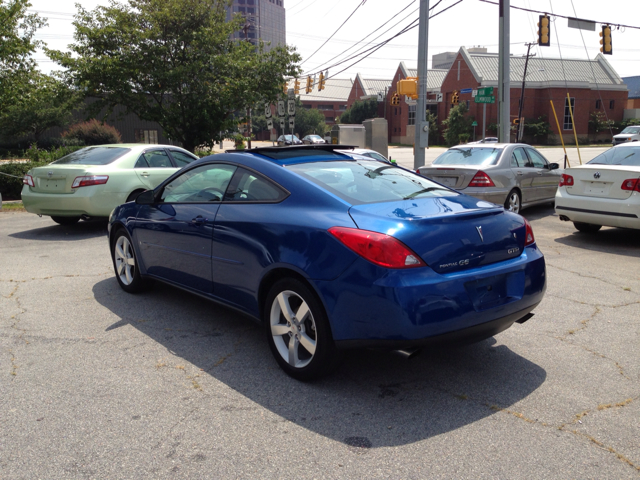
[21,144,198,225]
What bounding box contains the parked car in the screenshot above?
[555,143,640,232]
[277,135,302,146]
[21,144,198,224]
[339,148,392,164]
[108,145,546,380]
[469,137,499,144]
[612,125,640,146]
[417,143,561,214]
[301,134,326,145]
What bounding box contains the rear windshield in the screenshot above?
[588,146,640,166]
[620,126,640,135]
[51,147,131,165]
[288,160,459,205]
[433,147,502,166]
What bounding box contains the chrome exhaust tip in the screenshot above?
[558,215,570,222]
[392,347,422,360]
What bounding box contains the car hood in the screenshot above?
[348,195,526,274]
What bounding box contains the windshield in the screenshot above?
[51,147,131,165]
[587,146,640,166]
[308,135,322,140]
[288,160,458,205]
[620,126,640,135]
[433,147,502,166]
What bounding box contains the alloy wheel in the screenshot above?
[115,235,136,286]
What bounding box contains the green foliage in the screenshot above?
[48,0,301,152]
[0,159,46,199]
[251,97,326,138]
[523,116,551,140]
[588,111,614,134]
[62,119,121,145]
[25,144,85,162]
[442,103,473,146]
[458,133,470,144]
[339,99,379,125]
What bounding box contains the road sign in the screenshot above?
[288,117,295,130]
[277,100,285,117]
[477,87,493,96]
[279,118,285,129]
[265,103,272,118]
[460,88,472,94]
[436,92,443,102]
[266,118,273,130]
[287,99,296,116]
[475,95,495,104]
[471,121,478,126]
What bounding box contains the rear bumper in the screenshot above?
[458,188,508,206]
[21,185,125,217]
[555,189,640,229]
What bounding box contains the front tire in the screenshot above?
[504,189,521,214]
[51,216,80,225]
[111,229,146,293]
[573,222,602,233]
[264,278,341,381]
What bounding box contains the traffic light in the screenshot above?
[390,93,400,106]
[600,25,612,55]
[283,82,288,95]
[513,118,520,125]
[305,76,312,94]
[537,15,550,47]
[294,78,300,95]
[398,77,418,99]
[451,91,459,105]
[318,72,324,91]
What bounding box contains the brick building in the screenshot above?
[294,78,353,125]
[622,76,640,120]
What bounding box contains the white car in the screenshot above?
[612,126,640,146]
[338,148,392,164]
[555,143,640,232]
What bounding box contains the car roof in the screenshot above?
[225,144,361,165]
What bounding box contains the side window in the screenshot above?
[143,149,172,168]
[160,164,237,203]
[169,150,198,167]
[225,168,287,202]
[511,148,528,167]
[134,156,149,168]
[526,149,548,168]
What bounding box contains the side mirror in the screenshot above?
[135,189,155,205]
[548,162,559,170]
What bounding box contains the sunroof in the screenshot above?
[226,145,358,163]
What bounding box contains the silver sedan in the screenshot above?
[417,143,562,213]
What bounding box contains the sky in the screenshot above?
[30,0,640,82]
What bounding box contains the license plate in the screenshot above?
[583,181,608,196]
[437,176,457,187]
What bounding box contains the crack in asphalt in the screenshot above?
[547,263,640,293]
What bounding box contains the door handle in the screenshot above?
[141,171,150,177]
[537,172,543,175]
[516,171,523,176]
[191,216,206,225]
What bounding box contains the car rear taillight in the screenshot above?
[559,174,574,187]
[328,226,426,269]
[23,175,34,187]
[524,218,535,246]
[468,171,495,187]
[621,178,640,192]
[71,175,109,188]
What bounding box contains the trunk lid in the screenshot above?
[348,196,526,274]
[27,165,93,194]
[419,166,483,189]
[563,165,640,200]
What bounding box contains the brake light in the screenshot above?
[328,226,426,269]
[468,171,495,187]
[23,175,34,187]
[559,174,574,187]
[621,178,640,192]
[524,218,535,246]
[71,175,109,188]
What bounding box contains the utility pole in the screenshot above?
[242,20,253,149]
[413,0,430,170]
[498,0,510,143]
[516,42,536,143]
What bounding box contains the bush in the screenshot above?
[25,144,85,162]
[0,160,49,200]
[62,119,122,145]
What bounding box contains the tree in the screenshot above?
[523,116,551,142]
[442,103,473,146]
[49,0,301,152]
[0,72,79,141]
[339,98,379,124]
[252,97,326,138]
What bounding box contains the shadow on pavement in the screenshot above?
[93,278,546,448]
[554,226,640,258]
[9,218,108,241]
[520,203,557,222]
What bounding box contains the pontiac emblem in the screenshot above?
[476,226,484,242]
[47,171,53,178]
[593,172,601,179]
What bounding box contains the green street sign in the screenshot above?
[477,86,493,96]
[475,95,495,104]
[471,121,478,126]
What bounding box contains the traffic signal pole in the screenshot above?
[414,0,430,169]
[498,0,510,143]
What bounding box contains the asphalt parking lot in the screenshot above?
[1,197,639,478]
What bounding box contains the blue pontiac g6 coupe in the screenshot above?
[108,145,546,380]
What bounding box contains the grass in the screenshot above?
[1,202,25,212]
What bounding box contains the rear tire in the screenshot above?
[504,189,521,214]
[51,216,81,225]
[573,222,601,233]
[111,228,146,293]
[264,278,342,381]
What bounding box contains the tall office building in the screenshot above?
[226,0,286,51]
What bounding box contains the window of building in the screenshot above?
[610,100,615,109]
[596,99,601,109]
[466,100,470,109]
[135,129,159,144]
[563,97,575,130]
[318,105,334,111]
[394,107,397,116]
[408,104,416,126]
